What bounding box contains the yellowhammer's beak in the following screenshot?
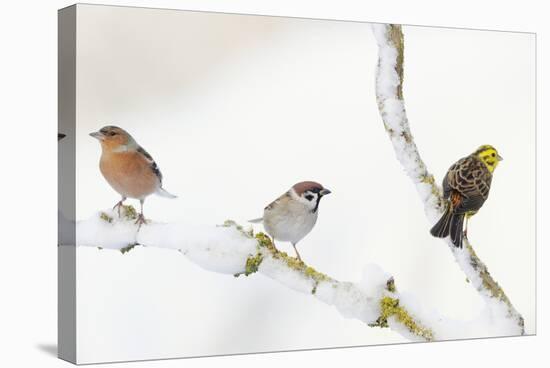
[497,154,503,161]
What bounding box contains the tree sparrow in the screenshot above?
[89,125,176,227]
[250,181,331,261]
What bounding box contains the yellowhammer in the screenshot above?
[430,145,503,248]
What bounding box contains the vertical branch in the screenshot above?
[371,23,524,335]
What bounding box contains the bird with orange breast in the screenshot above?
[89,125,176,228]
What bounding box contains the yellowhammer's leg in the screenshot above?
[464,214,471,239]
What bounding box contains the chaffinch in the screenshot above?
[90,125,176,227]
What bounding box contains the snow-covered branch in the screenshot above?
[73,23,524,343]
[76,206,434,341]
[371,23,524,335]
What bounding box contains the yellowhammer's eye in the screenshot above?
[491,153,496,157]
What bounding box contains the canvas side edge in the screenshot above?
[58,4,77,364]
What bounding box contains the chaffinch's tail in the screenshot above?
[156,187,177,199]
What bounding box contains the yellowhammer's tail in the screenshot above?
[449,213,465,248]
[430,207,464,248]
[430,207,452,238]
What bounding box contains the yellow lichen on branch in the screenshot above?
[233,224,434,340]
[373,23,524,334]
[239,231,332,286]
[373,296,434,341]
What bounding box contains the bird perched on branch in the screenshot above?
[250,181,331,262]
[430,145,502,248]
[90,125,176,228]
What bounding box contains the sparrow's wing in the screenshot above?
[264,192,291,212]
[248,193,291,223]
[137,146,163,183]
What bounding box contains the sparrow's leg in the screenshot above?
[464,215,470,239]
[113,196,127,218]
[292,243,302,262]
[135,199,147,229]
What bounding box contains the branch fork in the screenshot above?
[74,24,524,342]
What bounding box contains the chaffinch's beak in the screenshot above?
[497,154,503,161]
[89,131,105,140]
[320,188,332,196]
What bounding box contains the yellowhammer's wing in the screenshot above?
[446,156,492,214]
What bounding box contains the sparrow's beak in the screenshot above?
[89,131,105,141]
[497,154,503,161]
[320,188,332,196]
[58,133,66,141]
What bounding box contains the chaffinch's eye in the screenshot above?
[108,131,117,136]
[305,194,314,201]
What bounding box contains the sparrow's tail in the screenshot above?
[248,218,263,224]
[429,205,464,248]
[156,187,177,199]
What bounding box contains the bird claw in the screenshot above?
[113,201,124,218]
[135,214,148,229]
[292,244,303,263]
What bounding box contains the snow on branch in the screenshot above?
[73,23,524,343]
[77,206,434,341]
[371,23,524,335]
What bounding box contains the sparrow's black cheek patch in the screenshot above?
[313,198,321,213]
[305,194,314,201]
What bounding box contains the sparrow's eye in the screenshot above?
[305,194,314,201]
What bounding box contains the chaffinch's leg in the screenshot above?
[135,198,147,229]
[113,196,127,218]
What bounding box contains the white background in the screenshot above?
[71,4,535,363]
[0,0,547,367]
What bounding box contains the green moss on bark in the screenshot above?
[372,296,434,341]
